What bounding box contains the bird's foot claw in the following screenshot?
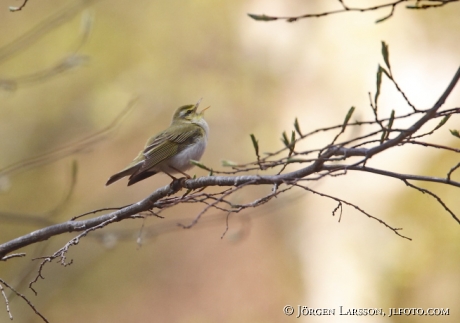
[168,177,187,195]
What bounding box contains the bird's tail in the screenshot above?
[106,167,136,186]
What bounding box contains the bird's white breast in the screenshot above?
[159,119,209,173]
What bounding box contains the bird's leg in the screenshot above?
[168,179,183,195]
[163,170,178,180]
[164,170,186,195]
[169,166,191,179]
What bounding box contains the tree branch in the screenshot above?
[247,0,460,23]
[1,65,460,259]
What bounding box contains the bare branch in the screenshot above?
[0,281,12,320]
[0,253,25,261]
[248,0,460,24]
[0,278,48,323]
[448,162,460,181]
[403,180,460,224]
[323,165,460,189]
[293,183,411,240]
[9,0,29,12]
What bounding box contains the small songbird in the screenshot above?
[106,99,209,186]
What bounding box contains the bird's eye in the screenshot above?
[179,107,193,118]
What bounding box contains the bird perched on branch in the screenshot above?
[106,99,209,186]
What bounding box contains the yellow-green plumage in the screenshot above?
[106,100,209,186]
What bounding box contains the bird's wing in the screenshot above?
[137,125,202,172]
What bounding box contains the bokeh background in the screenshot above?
[0,0,459,322]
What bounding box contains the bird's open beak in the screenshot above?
[200,106,210,115]
[193,98,203,112]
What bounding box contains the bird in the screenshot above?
[106,99,209,186]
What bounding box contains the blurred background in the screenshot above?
[0,0,459,322]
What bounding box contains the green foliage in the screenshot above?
[435,115,450,131]
[221,160,238,167]
[381,41,391,71]
[294,117,303,137]
[190,160,212,171]
[375,65,383,105]
[281,131,289,148]
[381,110,395,142]
[250,134,259,157]
[342,106,355,132]
[247,13,278,21]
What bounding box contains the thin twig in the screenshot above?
[403,180,460,224]
[293,183,412,240]
[0,278,49,323]
[247,0,459,23]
